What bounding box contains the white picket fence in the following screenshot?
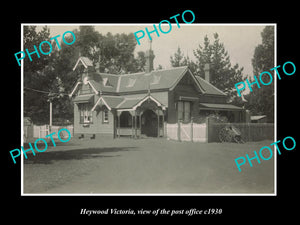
[166,122,207,142]
[32,125,73,139]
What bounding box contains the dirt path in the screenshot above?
[23,138,274,194]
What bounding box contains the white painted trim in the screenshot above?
[91,97,111,111]
[132,95,163,110]
[116,108,135,112]
[102,99,112,110]
[87,80,99,94]
[75,94,94,97]
[69,82,82,97]
[116,76,121,92]
[72,58,88,71]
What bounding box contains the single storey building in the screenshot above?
[69,50,244,139]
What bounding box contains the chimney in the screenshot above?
[204,63,210,83]
[145,50,155,73]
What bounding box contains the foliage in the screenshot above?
[23,26,148,124]
[245,26,275,122]
[23,26,56,124]
[170,34,244,101]
[193,33,244,100]
[170,47,198,74]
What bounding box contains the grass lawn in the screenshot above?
[23,137,275,194]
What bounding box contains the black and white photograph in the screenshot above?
[5,4,298,221]
[22,24,275,195]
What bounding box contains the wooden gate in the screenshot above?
[166,120,207,142]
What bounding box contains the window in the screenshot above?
[102,109,109,123]
[177,101,191,122]
[103,78,113,87]
[126,78,136,88]
[184,101,190,122]
[79,104,93,124]
[150,74,161,85]
[178,101,184,121]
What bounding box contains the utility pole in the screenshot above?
[49,100,52,133]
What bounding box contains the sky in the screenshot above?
[34,24,272,78]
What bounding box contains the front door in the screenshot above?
[141,109,157,137]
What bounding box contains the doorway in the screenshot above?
[141,109,158,137]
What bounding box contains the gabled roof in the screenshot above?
[117,66,192,93]
[72,57,94,71]
[91,96,125,111]
[116,95,165,110]
[91,94,166,111]
[76,66,206,94]
[195,76,226,96]
[70,58,227,97]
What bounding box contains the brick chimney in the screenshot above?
[145,50,155,73]
[204,63,210,83]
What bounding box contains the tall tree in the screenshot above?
[170,46,198,72]
[193,33,244,100]
[170,47,185,67]
[246,26,275,122]
[135,51,146,72]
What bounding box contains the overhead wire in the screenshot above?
[24,87,69,96]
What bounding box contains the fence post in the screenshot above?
[206,117,209,143]
[177,119,181,142]
[191,117,194,142]
[248,123,251,142]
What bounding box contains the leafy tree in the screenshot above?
[23,25,152,124]
[245,26,275,122]
[96,32,139,74]
[135,51,146,72]
[23,26,57,124]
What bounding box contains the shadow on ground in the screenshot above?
[24,147,136,165]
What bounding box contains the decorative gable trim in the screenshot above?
[69,80,99,98]
[69,81,82,97]
[72,57,94,71]
[91,96,111,111]
[132,95,166,110]
[87,80,99,94]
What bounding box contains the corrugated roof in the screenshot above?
[102,96,124,108]
[87,66,189,94]
[117,98,141,109]
[71,60,228,98]
[118,66,188,92]
[72,95,94,103]
[88,67,226,96]
[195,76,226,96]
